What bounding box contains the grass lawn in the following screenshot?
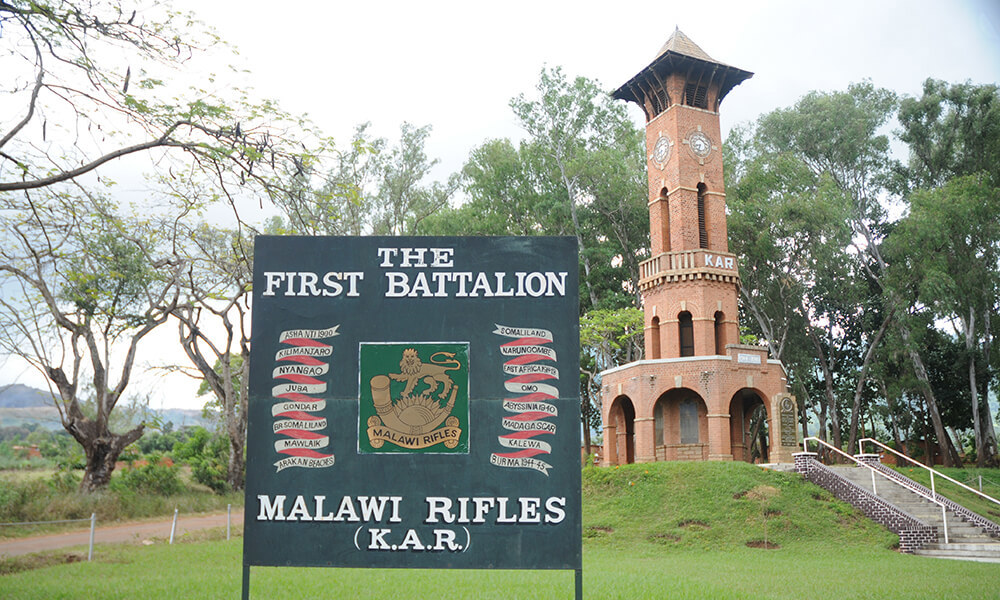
[2,462,999,599]
[2,536,999,599]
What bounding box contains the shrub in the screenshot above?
[189,434,230,494]
[110,463,183,496]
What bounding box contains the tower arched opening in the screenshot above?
[607,396,636,465]
[653,388,708,461]
[728,389,770,463]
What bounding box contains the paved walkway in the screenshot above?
[0,510,244,557]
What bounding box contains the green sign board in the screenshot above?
[243,236,581,581]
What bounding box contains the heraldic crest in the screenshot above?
[359,343,469,454]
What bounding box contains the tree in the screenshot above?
[423,67,648,455]
[372,123,458,235]
[1,1,342,491]
[895,79,1000,189]
[273,121,455,237]
[579,308,644,453]
[508,66,647,310]
[1,1,335,208]
[272,123,383,236]
[725,125,854,444]
[0,188,181,491]
[891,79,1000,466]
[887,175,1000,466]
[726,85,900,453]
[172,223,252,490]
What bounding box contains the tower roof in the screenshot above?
[613,28,753,117]
[654,27,716,63]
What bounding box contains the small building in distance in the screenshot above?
[599,29,797,466]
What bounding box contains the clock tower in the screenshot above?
[599,29,796,465]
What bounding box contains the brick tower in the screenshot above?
[599,29,795,465]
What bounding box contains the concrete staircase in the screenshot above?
[829,465,1000,563]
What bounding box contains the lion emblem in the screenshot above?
[389,348,461,399]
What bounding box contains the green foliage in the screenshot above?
[109,462,183,496]
[172,426,230,494]
[424,66,648,316]
[60,231,155,327]
[0,468,242,531]
[896,79,1000,189]
[275,121,454,237]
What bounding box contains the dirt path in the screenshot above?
[0,510,244,557]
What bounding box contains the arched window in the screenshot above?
[679,311,694,357]
[714,311,725,355]
[650,316,661,359]
[697,183,708,249]
[659,188,670,252]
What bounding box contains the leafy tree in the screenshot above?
[273,121,455,236]
[579,307,644,451]
[887,174,1000,465]
[1,1,343,492]
[895,79,1000,189]
[726,125,852,443]
[0,189,182,491]
[753,82,902,456]
[172,224,251,490]
[0,0,333,205]
[372,123,458,235]
[889,79,1000,466]
[508,66,647,310]
[726,84,900,453]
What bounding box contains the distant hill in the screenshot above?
[0,384,53,408]
[0,384,211,431]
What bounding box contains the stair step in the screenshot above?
[922,542,1000,551]
[914,549,1000,563]
[810,459,1000,562]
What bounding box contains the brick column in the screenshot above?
[793,452,817,474]
[634,417,656,463]
[706,413,732,461]
[603,424,617,466]
[855,453,882,468]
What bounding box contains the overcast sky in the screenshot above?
[177,0,1000,180]
[2,0,999,410]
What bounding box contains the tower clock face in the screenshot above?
[650,135,672,166]
[688,131,712,158]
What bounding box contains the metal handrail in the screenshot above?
[859,437,1000,510]
[803,436,949,543]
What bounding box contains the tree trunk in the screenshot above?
[899,324,960,467]
[847,309,894,456]
[77,424,145,492]
[808,329,841,451]
[228,348,251,491]
[880,379,907,463]
[557,168,599,309]
[981,307,999,466]
[798,383,811,444]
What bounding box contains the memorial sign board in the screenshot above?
[243,236,581,585]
